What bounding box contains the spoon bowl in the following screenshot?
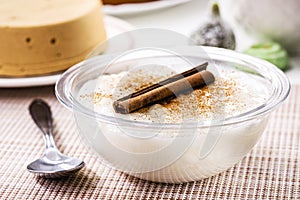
[27,99,85,178]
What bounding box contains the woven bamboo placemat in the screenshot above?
[0,85,299,200]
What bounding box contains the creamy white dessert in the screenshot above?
[77,64,270,183]
[80,65,267,124]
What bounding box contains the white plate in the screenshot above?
[0,15,134,88]
[103,0,192,16]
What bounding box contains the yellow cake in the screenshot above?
[0,0,106,77]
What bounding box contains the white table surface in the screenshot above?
[111,0,300,85]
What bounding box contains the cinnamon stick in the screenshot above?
[113,65,215,114]
[117,62,208,101]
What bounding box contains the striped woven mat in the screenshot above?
[0,85,299,199]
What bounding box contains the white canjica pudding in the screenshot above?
[77,63,270,182]
[80,65,267,124]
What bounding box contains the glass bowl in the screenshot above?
[55,46,290,183]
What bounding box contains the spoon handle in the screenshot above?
[29,99,57,149]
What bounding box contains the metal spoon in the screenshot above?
[27,99,85,178]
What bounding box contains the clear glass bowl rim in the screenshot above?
[55,46,290,129]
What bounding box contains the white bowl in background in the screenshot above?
[220,0,300,53]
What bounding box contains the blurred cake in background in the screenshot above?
[0,0,106,77]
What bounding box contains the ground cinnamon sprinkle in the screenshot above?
[80,92,112,104]
[155,77,240,121]
[79,66,267,123]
